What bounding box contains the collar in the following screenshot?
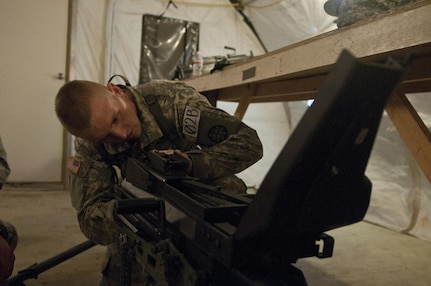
[104,86,164,155]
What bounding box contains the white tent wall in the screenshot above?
[71,0,268,83]
[243,0,338,51]
[365,95,431,242]
[69,0,431,242]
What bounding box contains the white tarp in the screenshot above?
[365,95,431,242]
[70,0,431,242]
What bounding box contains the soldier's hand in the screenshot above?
[151,149,193,175]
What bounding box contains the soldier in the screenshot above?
[0,220,18,284]
[0,136,17,284]
[55,78,263,285]
[324,0,418,27]
[0,136,10,190]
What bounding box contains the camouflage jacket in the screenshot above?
[324,0,417,27]
[0,136,10,186]
[0,220,17,250]
[68,80,263,245]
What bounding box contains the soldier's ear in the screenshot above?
[107,83,124,97]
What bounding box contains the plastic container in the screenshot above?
[192,51,204,76]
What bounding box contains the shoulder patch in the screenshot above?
[207,125,228,143]
[182,106,201,140]
[67,156,81,175]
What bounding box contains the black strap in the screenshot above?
[145,94,183,144]
[107,74,131,87]
[107,75,191,150]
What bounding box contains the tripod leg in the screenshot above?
[6,240,97,286]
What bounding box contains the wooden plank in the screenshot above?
[400,78,431,94]
[399,56,431,93]
[233,85,256,120]
[188,2,431,185]
[186,1,431,94]
[207,54,431,103]
[385,92,431,184]
[215,75,325,102]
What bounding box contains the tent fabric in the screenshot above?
[243,0,337,51]
[365,95,431,242]
[70,0,431,242]
[71,0,267,84]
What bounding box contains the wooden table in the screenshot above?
[185,1,431,184]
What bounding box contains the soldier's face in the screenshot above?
[80,84,142,144]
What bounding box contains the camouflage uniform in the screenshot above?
[0,137,16,282]
[0,136,11,190]
[0,220,18,251]
[324,0,418,27]
[67,80,263,285]
[0,219,18,282]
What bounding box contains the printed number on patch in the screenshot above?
[183,106,201,138]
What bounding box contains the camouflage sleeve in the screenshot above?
[188,120,263,180]
[151,80,263,180]
[0,136,11,185]
[0,220,17,251]
[68,138,121,245]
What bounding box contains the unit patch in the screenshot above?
[208,125,228,143]
[182,106,201,139]
[67,156,81,175]
[182,105,240,146]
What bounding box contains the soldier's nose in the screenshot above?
[111,127,127,141]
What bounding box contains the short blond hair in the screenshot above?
[55,80,104,136]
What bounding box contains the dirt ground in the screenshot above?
[1,183,430,286]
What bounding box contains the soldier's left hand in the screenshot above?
[152,149,193,175]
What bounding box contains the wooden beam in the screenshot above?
[186,1,431,94]
[233,85,256,120]
[399,55,431,94]
[217,75,325,102]
[192,2,431,184]
[385,91,431,184]
[400,79,431,94]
